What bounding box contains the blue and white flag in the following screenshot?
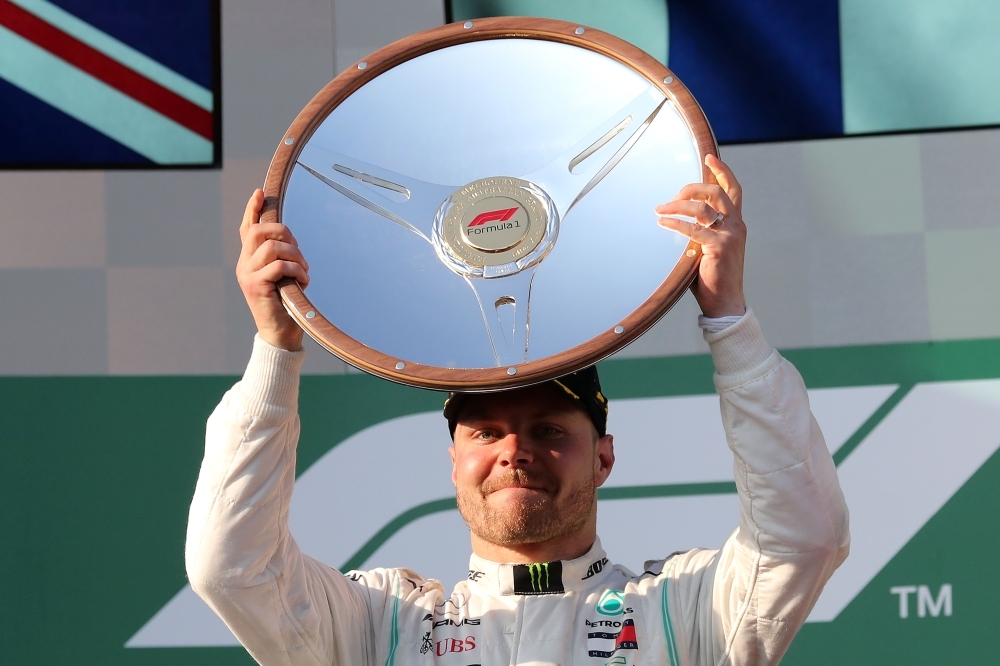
[452,0,1000,144]
[0,0,218,167]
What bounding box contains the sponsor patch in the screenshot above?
[587,618,638,658]
[434,636,476,656]
[583,557,610,580]
[596,589,627,616]
[512,561,564,595]
[433,618,480,627]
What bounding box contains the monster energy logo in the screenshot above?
[529,563,550,592]
[512,561,564,595]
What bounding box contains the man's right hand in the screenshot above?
[236,189,310,351]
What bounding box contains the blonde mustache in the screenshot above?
[479,468,557,496]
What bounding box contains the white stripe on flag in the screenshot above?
[9,0,213,111]
[0,24,213,164]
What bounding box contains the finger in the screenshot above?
[246,222,298,247]
[666,183,735,217]
[240,223,299,262]
[255,259,310,287]
[705,155,742,210]
[239,190,265,241]
[247,239,310,273]
[654,200,720,227]
[656,215,717,245]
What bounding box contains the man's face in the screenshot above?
[449,385,614,547]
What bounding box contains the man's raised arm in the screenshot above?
[701,310,848,663]
[184,191,391,665]
[656,158,849,664]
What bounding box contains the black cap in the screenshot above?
[443,366,609,437]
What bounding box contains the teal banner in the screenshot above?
[451,0,1000,142]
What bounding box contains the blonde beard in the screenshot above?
[456,468,595,546]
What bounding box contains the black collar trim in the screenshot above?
[511,561,564,595]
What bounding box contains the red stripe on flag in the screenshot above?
[0,0,213,141]
[468,207,519,227]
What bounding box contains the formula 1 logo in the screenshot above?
[126,379,1000,647]
[467,207,518,227]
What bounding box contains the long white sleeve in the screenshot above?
[184,337,391,666]
[669,310,850,665]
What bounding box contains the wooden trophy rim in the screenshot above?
[262,16,717,392]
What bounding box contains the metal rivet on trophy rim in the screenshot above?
[358,61,367,69]
[507,367,517,375]
[464,21,474,28]
[395,361,406,370]
[664,76,674,84]
[614,325,624,334]
[574,27,585,34]
[686,248,696,257]
[284,137,295,145]
[305,310,316,319]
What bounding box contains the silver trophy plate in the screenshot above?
[263,17,717,391]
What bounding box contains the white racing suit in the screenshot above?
[186,311,849,666]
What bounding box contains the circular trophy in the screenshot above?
[263,17,717,391]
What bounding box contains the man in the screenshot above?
[186,155,849,665]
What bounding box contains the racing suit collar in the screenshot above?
[467,538,612,596]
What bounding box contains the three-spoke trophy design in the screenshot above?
[263,18,717,390]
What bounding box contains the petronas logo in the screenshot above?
[512,561,564,595]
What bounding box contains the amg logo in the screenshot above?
[433,618,481,627]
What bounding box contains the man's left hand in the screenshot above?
[655,154,747,318]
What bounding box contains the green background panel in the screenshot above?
[786,445,1000,664]
[6,337,1000,663]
